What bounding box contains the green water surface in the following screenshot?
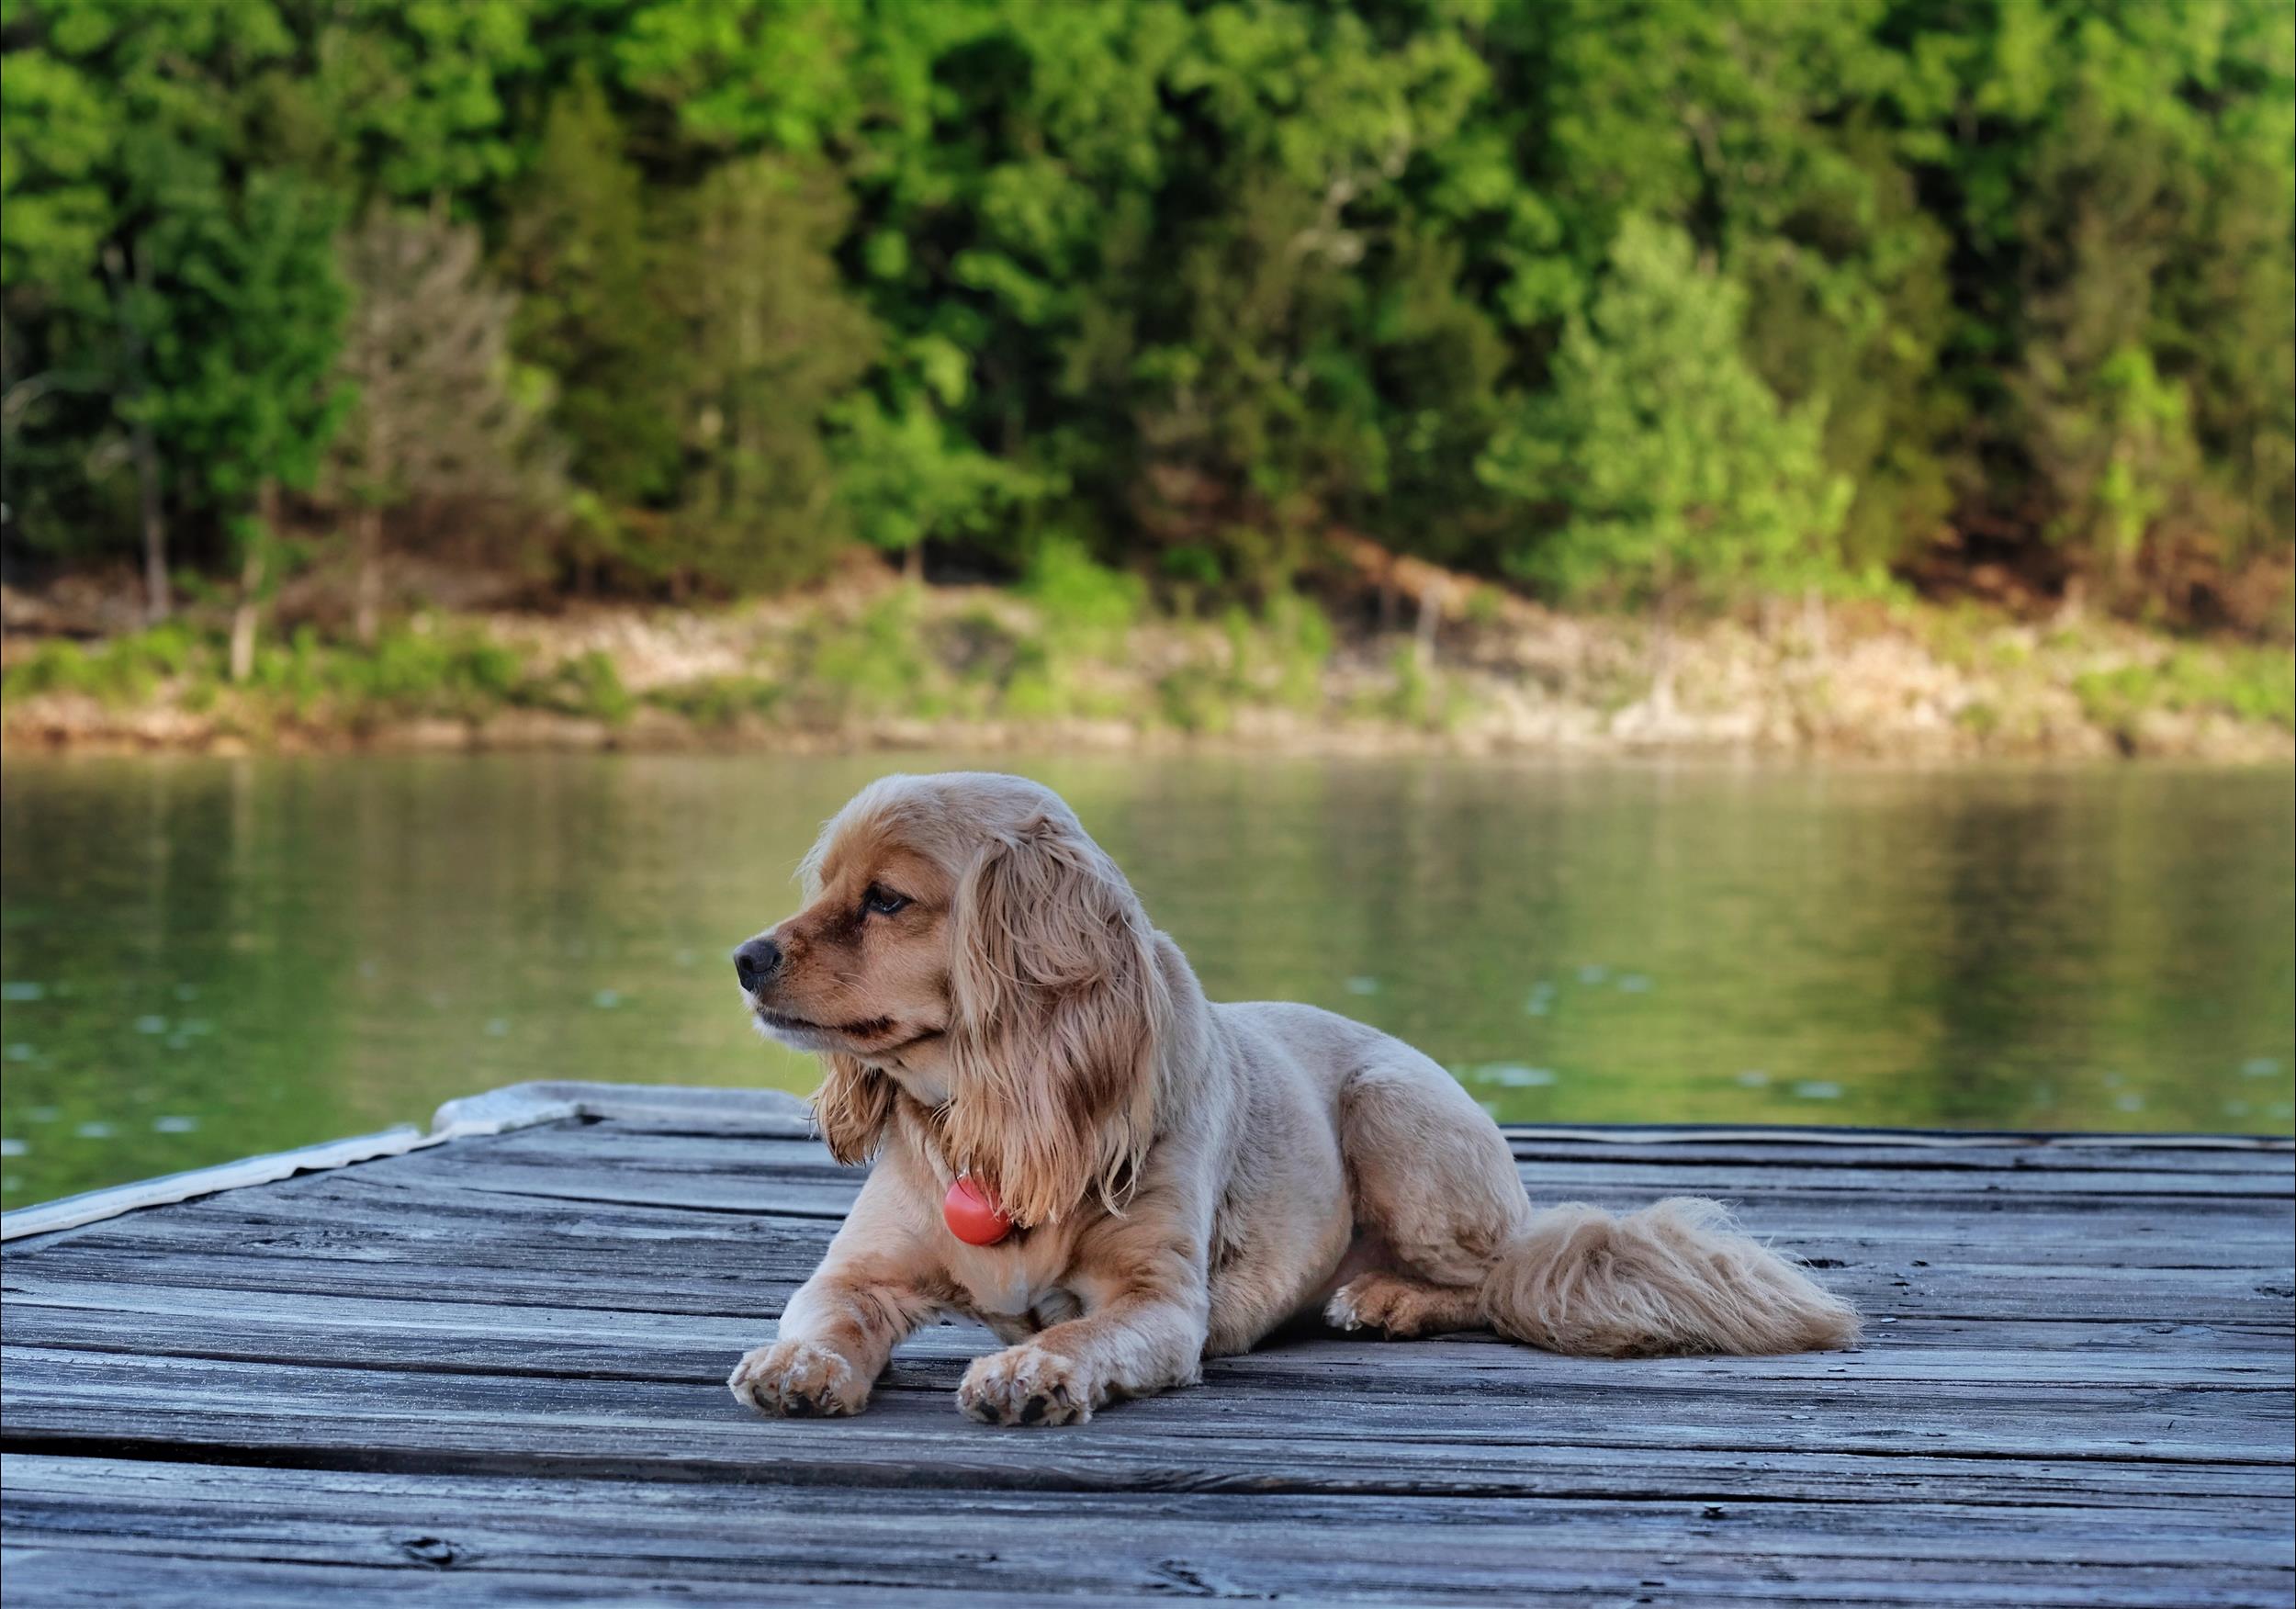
[3,753,2290,1208]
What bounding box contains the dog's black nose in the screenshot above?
[733,938,782,992]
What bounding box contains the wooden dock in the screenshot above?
[4,1081,2290,1605]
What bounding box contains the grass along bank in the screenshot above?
[3,563,2290,761]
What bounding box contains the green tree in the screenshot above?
[332,204,555,641]
[1,0,312,618]
[129,171,350,676]
[1882,0,2293,611]
[829,356,1054,578]
[658,156,879,594]
[1479,217,1851,606]
[2008,90,2202,600]
[498,73,680,580]
[277,0,536,202]
[3,0,2291,623]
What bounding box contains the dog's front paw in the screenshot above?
[957,1345,1093,1426]
[729,1338,868,1418]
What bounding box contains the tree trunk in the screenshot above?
[356,305,389,647]
[1649,587,1678,722]
[229,545,263,684]
[107,242,171,624]
[1412,583,1438,674]
[355,503,383,647]
[2058,573,2088,627]
[230,483,279,684]
[132,417,169,625]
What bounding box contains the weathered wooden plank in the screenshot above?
[13,1456,2290,1569]
[14,1249,2287,1333]
[136,1153,2296,1247]
[366,1162,2289,1228]
[386,1124,2296,1202]
[20,1219,2287,1328]
[5,1457,2290,1606]
[6,1345,2288,1475]
[579,1110,2296,1161]
[0,1089,802,1244]
[4,1408,2284,1517]
[1496,1138,2296,1174]
[372,1158,2290,1229]
[58,1157,2296,1265]
[6,1276,2288,1391]
[581,1099,2293,1157]
[56,1140,2296,1266]
[429,1082,814,1135]
[10,1546,2280,1609]
[31,1198,2290,1311]
[415,1123,2296,1199]
[376,1119,2296,1195]
[0,1551,1157,1609]
[0,1127,453,1245]
[0,1447,2282,1530]
[536,1109,2296,1160]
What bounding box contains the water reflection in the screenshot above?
[2,753,2290,1207]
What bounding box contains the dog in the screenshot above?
[728,771,1858,1425]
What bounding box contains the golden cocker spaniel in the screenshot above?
[729,771,1857,1425]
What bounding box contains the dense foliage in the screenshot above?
[4,0,2290,624]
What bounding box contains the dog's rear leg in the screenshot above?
[1335,1054,1534,1331]
[1324,1269,1482,1338]
[1337,1050,1858,1356]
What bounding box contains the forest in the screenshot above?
[4,0,2291,644]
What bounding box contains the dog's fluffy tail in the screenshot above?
[1478,1197,1861,1357]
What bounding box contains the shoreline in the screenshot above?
[6,703,2290,766]
[5,575,2290,765]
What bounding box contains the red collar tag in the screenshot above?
[943,1175,1014,1245]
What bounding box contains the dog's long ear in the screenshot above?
[812,1052,894,1165]
[942,812,1167,1227]
[793,812,894,1165]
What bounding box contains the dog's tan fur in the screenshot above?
[729,771,1859,1425]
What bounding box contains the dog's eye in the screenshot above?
[862,885,910,917]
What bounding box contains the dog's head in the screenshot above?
[735,772,1167,1227]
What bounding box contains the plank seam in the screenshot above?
[4,1434,2285,1491]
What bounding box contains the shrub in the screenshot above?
[793,589,935,720]
[0,624,208,706]
[647,676,782,728]
[532,650,635,724]
[2076,647,2296,737]
[1023,537,1143,648]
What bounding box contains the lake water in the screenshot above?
[2,752,2290,1209]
